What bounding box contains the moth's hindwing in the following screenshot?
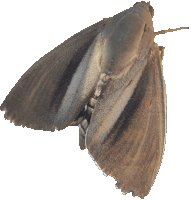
[86,43,166,198]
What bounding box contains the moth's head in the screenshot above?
[134,1,154,18]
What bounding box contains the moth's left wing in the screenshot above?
[0,20,106,131]
[86,43,166,198]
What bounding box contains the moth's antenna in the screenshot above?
[154,27,189,36]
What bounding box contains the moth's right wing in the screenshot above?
[0,20,106,131]
[86,43,166,198]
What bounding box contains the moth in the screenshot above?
[0,1,189,199]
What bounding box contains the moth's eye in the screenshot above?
[144,24,148,32]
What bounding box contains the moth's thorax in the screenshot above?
[99,2,154,76]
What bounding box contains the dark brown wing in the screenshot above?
[86,43,166,198]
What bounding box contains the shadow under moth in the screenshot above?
[0,1,189,198]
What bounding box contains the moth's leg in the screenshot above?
[69,107,87,126]
[79,119,88,150]
[79,74,107,149]
[88,98,97,108]
[78,72,108,149]
[79,126,86,150]
[94,73,109,98]
[78,97,97,150]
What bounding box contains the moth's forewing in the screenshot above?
[86,43,166,198]
[0,20,106,131]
